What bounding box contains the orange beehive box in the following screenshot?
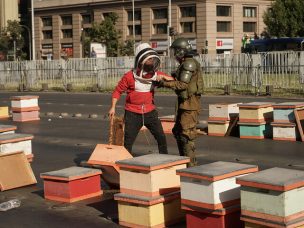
[40,166,102,203]
[87,144,133,187]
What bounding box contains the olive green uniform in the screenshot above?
[160,57,203,167]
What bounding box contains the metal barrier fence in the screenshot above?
[0,51,304,95]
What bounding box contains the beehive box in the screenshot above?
[0,106,9,119]
[0,125,17,135]
[0,133,34,161]
[177,161,258,210]
[10,95,39,111]
[159,115,175,134]
[238,102,273,123]
[115,191,184,228]
[40,166,102,203]
[208,120,230,136]
[238,122,272,139]
[185,205,244,228]
[271,122,299,141]
[87,144,132,187]
[236,167,304,228]
[116,154,189,197]
[272,102,304,123]
[209,103,240,121]
[12,110,40,122]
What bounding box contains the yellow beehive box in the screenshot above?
[0,106,9,119]
[238,102,273,123]
[116,154,189,197]
[115,191,184,228]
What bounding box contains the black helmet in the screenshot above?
[170,37,193,59]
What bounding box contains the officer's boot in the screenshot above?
[180,136,197,167]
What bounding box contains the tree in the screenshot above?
[0,20,25,60]
[87,13,121,57]
[263,0,304,37]
[119,39,134,56]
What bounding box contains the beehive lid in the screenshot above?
[0,125,17,133]
[238,102,273,109]
[270,122,296,127]
[114,191,180,206]
[159,115,175,122]
[116,154,190,171]
[40,166,102,181]
[236,167,304,191]
[238,121,266,126]
[272,102,304,109]
[10,95,39,100]
[0,133,33,144]
[177,161,258,181]
[87,144,133,171]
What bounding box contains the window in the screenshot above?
[180,6,196,17]
[43,31,52,39]
[243,22,256,32]
[82,14,92,24]
[42,17,52,27]
[128,25,142,35]
[153,23,167,34]
[62,29,73,38]
[243,7,257,17]
[181,22,195,33]
[61,15,72,25]
[217,21,231,32]
[216,6,231,17]
[128,10,141,21]
[153,8,167,19]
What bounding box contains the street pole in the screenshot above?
[31,0,36,60]
[168,0,171,57]
[132,0,135,55]
[21,25,32,60]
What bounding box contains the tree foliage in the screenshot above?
[119,39,134,56]
[263,0,304,37]
[87,13,121,57]
[0,20,25,60]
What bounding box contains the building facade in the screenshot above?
[34,0,272,60]
[0,0,19,29]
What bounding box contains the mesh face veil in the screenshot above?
[134,43,160,81]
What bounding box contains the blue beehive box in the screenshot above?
[238,122,272,139]
[272,102,304,123]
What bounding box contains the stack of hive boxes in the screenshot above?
[238,102,273,139]
[208,103,240,136]
[236,167,304,228]
[177,161,258,228]
[271,102,304,141]
[114,154,189,228]
[0,106,9,119]
[40,166,103,203]
[0,132,34,162]
[10,95,40,122]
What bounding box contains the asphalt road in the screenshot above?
[0,91,304,228]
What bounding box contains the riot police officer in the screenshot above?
[158,37,204,167]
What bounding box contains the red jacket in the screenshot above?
[112,70,171,114]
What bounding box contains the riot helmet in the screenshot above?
[170,37,193,61]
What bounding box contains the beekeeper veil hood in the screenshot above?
[134,43,160,80]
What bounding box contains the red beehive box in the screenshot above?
[40,166,102,203]
[183,204,244,228]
